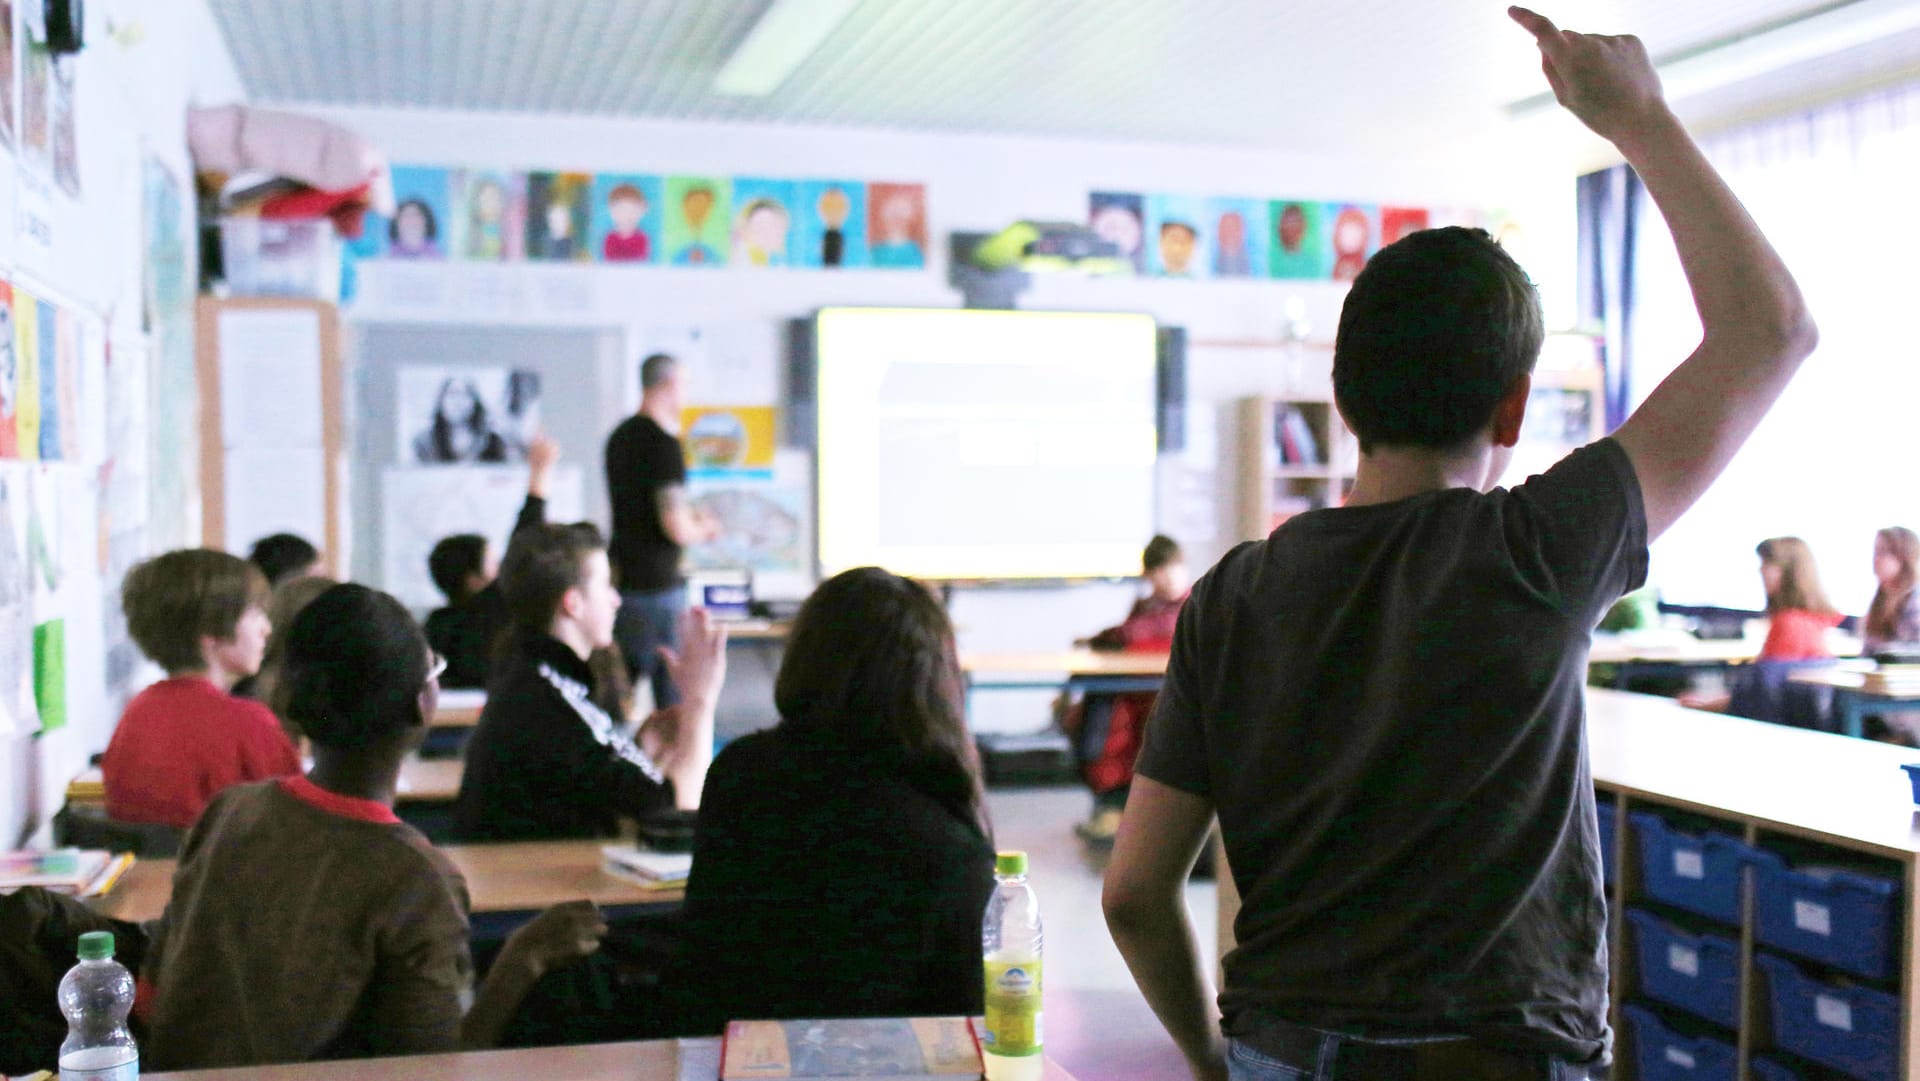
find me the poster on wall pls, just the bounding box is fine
[451,169,525,262]
[794,180,865,269]
[13,285,36,462]
[589,173,660,264]
[1088,191,1146,275]
[729,178,798,268]
[686,448,812,599]
[663,176,730,268]
[682,405,777,480]
[0,0,15,149]
[866,182,925,270]
[48,54,74,196]
[525,171,592,262]
[1145,193,1208,279]
[143,156,198,551]
[28,464,63,732]
[0,282,14,457]
[379,465,583,610]
[1268,200,1329,279]
[386,165,451,260]
[397,366,541,465]
[1206,197,1269,279]
[18,24,44,174]
[628,322,781,411]
[0,464,32,735]
[1325,202,1380,283]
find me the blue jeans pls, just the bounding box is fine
[1227,1035,1596,1081]
[614,585,686,709]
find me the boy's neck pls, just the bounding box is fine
[175,665,241,694]
[1346,443,1501,507]
[307,746,407,807]
[546,619,596,662]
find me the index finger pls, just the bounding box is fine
[1508,6,1566,51]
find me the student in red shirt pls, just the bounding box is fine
[101,549,300,831]
[1755,536,1842,660]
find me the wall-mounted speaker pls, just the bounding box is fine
[1156,326,1187,454]
[784,317,815,448]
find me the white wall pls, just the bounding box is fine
[312,106,1575,732]
[0,0,246,847]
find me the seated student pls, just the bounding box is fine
[140,583,606,1070]
[252,573,339,742]
[102,550,300,830]
[1755,536,1842,661]
[453,522,724,841]
[425,434,559,690]
[1863,526,1920,654]
[1067,535,1190,844]
[663,568,995,1035]
[247,533,319,588]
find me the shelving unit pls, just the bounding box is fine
[1236,394,1358,541]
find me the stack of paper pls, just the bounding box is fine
[65,767,105,804]
[601,845,693,889]
[1865,664,1920,694]
[0,849,134,897]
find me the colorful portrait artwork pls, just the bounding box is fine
[1267,200,1328,280]
[1380,207,1431,248]
[1206,197,1269,279]
[729,178,799,268]
[590,173,662,264]
[866,182,927,270]
[1325,203,1379,283]
[0,1,15,149]
[664,176,732,268]
[452,170,525,262]
[1088,192,1146,275]
[13,288,36,463]
[795,180,867,270]
[1145,194,1209,279]
[0,283,14,458]
[33,298,54,461]
[52,306,75,462]
[385,166,452,261]
[525,172,594,262]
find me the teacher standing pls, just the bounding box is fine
[604,352,719,707]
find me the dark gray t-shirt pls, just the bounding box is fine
[1137,438,1647,1063]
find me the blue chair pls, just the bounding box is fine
[1726,660,1836,731]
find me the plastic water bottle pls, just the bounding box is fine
[58,931,138,1081]
[982,850,1043,1081]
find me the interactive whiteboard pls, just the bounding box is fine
[815,308,1158,580]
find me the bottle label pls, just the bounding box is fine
[59,1049,137,1081]
[983,959,1043,1057]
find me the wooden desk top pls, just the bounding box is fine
[1587,630,1862,666]
[93,840,684,925]
[396,756,462,803]
[144,1039,1079,1080]
[961,650,1170,677]
[1586,687,1920,858]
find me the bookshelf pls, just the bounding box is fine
[1510,343,1607,483]
[1236,395,1359,541]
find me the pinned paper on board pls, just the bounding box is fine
[686,449,814,599]
[398,366,542,466]
[13,286,37,462]
[0,466,33,736]
[682,406,777,480]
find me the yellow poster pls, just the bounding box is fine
[14,290,38,463]
[682,405,776,478]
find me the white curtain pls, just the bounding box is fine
[1629,81,1920,615]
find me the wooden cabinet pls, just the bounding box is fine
[1235,395,1358,542]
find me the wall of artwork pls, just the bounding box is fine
[0,0,244,847]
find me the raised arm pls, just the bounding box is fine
[1511,6,1817,540]
[654,484,721,547]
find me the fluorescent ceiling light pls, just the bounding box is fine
[1507,0,1920,117]
[714,0,862,97]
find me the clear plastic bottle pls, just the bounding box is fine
[58,931,138,1081]
[982,850,1043,1081]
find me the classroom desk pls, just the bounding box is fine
[1215,686,1920,1077]
[1587,629,1862,689]
[92,839,684,926]
[143,1039,1081,1080]
[960,649,1170,696]
[65,757,464,809]
[1788,666,1920,740]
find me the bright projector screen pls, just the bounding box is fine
[815,308,1159,581]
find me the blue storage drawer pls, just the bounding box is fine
[1752,1056,1801,1081]
[1631,812,1767,924]
[1622,1004,1737,1081]
[1757,953,1900,1081]
[1626,908,1740,1028]
[1754,858,1901,981]
[1597,794,1618,886]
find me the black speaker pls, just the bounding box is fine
[785,317,815,448]
[1156,326,1187,453]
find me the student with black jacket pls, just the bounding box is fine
[452,512,726,842]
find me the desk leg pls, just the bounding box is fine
[1839,690,1866,740]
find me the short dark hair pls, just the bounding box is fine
[123,549,270,674]
[1161,221,1196,239]
[1143,535,1183,573]
[640,353,678,391]
[281,584,430,752]
[248,533,319,586]
[1332,227,1543,454]
[499,523,605,634]
[775,568,984,832]
[428,534,489,602]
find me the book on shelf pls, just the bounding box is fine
[65,767,105,803]
[600,845,692,888]
[0,849,134,897]
[1271,404,1323,466]
[721,1017,983,1080]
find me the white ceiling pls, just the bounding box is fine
[205,0,1920,153]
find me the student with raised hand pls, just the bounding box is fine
[663,568,994,1036]
[454,520,725,841]
[102,550,299,831]
[140,583,606,1070]
[1103,10,1816,1080]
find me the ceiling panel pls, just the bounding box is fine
[205,0,1905,152]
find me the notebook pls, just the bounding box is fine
[0,849,131,897]
[720,1017,982,1080]
[601,845,693,888]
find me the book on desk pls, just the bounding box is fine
[1,849,135,898]
[721,1017,983,1080]
[601,845,692,889]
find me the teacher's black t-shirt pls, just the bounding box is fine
[604,414,687,592]
[1136,438,1647,1064]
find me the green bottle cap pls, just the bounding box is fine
[996,851,1029,876]
[76,931,113,961]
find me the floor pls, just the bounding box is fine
[983,785,1217,1081]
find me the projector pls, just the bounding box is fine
[970,221,1127,274]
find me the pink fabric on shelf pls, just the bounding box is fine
[188,104,393,214]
